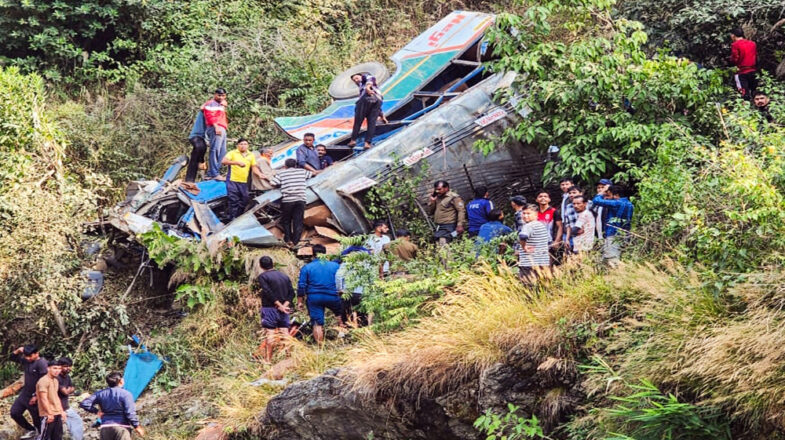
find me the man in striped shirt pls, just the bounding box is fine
[518,204,551,283]
[271,158,312,246]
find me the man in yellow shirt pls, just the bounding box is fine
[221,139,264,221]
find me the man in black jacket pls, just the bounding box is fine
[10,344,48,439]
[256,256,296,362]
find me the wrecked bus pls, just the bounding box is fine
[106,11,545,252]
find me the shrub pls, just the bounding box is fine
[474,403,547,440]
[620,0,785,73]
[484,0,726,184]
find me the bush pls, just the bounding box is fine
[484,0,726,184]
[620,0,785,73]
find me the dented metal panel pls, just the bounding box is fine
[206,210,278,247]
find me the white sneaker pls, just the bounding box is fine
[20,430,38,439]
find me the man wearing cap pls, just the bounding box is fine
[36,361,65,440]
[57,358,84,440]
[427,180,466,245]
[10,344,48,439]
[202,88,228,180]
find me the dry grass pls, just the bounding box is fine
[348,262,618,403]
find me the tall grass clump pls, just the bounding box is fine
[349,262,638,402]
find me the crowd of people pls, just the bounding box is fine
[250,174,634,363]
[8,345,143,440]
[255,227,418,361]
[421,178,634,282]
[178,27,770,240]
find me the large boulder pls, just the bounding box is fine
[254,349,582,440]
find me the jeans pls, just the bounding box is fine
[66,408,84,440]
[185,136,207,182]
[280,201,305,244]
[10,393,39,431]
[206,126,227,178]
[350,95,382,145]
[226,180,250,221]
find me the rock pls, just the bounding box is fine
[258,369,480,440]
[256,349,582,440]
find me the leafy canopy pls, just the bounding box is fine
[483,0,725,184]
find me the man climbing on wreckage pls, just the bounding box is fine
[348,73,388,150]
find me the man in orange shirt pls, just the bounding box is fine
[36,361,65,440]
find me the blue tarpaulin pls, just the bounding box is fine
[123,347,163,401]
[180,180,227,203]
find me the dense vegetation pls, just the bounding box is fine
[2,0,785,438]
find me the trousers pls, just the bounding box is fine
[226,180,250,221]
[65,408,84,440]
[734,72,757,100]
[350,95,382,145]
[206,126,227,178]
[11,393,40,431]
[280,201,305,244]
[185,136,207,182]
[38,415,64,440]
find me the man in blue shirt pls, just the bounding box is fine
[477,209,513,243]
[80,371,145,439]
[297,245,342,344]
[466,186,493,237]
[591,184,634,266]
[316,144,334,169]
[295,133,322,175]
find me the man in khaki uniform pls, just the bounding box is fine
[426,180,466,245]
[36,361,65,440]
[252,147,276,191]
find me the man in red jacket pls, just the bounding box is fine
[730,28,757,100]
[202,88,228,180]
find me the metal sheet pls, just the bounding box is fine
[206,211,278,247]
[272,11,495,148]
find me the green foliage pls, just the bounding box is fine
[365,160,432,245]
[621,0,785,71]
[360,275,449,331]
[634,77,785,275]
[474,403,548,440]
[581,357,731,440]
[176,283,217,310]
[141,223,245,279]
[485,0,726,184]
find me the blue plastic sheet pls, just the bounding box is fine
[180,180,227,203]
[123,347,163,401]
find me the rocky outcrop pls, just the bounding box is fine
[254,348,582,440]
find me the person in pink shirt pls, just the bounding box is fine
[202,88,228,180]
